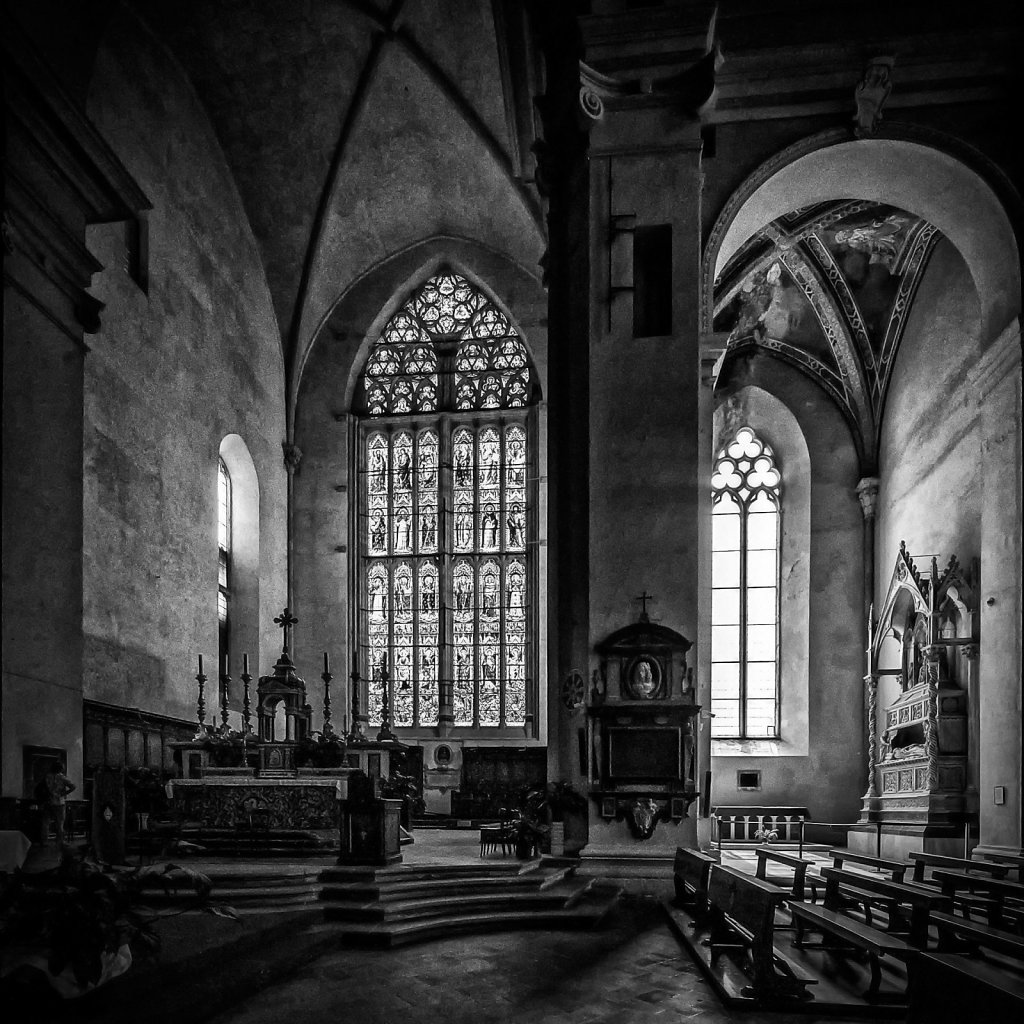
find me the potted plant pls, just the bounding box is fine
[295,730,347,769]
[0,850,235,1004]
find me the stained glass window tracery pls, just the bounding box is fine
[358,271,535,730]
[711,427,781,738]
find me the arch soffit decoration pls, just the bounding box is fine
[295,239,547,422]
[704,128,1022,471]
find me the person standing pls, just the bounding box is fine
[39,762,75,847]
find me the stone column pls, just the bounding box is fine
[533,12,594,787]
[856,478,880,808]
[2,20,149,796]
[971,324,1022,857]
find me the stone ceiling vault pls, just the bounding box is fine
[714,200,940,468]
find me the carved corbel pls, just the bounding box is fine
[282,442,303,473]
[853,56,895,138]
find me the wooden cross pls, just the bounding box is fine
[274,606,298,652]
[635,590,655,621]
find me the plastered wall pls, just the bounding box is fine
[80,11,288,725]
[711,356,864,824]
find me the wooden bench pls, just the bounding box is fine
[789,867,934,1000]
[931,870,1024,931]
[806,848,910,920]
[705,864,816,1000]
[908,952,1024,1023]
[753,845,813,900]
[673,846,717,918]
[910,852,1008,883]
[930,909,1024,961]
[975,852,1024,883]
[909,851,1009,923]
[801,866,944,945]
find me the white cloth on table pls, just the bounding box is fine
[0,830,32,872]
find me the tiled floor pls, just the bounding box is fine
[209,896,862,1024]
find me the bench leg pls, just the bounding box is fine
[864,954,883,1001]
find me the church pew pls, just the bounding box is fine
[801,866,942,947]
[804,848,910,922]
[752,845,813,900]
[930,909,1024,961]
[705,864,816,1000]
[908,953,1024,1024]
[975,852,1024,883]
[908,851,1008,923]
[789,867,935,1001]
[672,846,716,919]
[931,870,1024,931]
[909,851,1008,882]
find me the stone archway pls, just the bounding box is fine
[703,129,1021,347]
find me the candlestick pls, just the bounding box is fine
[348,653,363,743]
[241,662,253,735]
[195,664,208,731]
[322,666,334,735]
[220,671,231,731]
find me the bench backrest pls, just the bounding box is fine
[823,866,933,945]
[829,847,908,880]
[674,847,716,906]
[755,845,812,870]
[708,863,785,941]
[910,852,1008,882]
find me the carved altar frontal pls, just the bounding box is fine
[170,776,350,831]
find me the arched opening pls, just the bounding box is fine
[219,434,260,721]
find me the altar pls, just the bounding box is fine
[167,607,399,848]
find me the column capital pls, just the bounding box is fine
[962,643,980,661]
[856,477,881,519]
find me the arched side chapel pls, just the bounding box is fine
[2,1,1020,874]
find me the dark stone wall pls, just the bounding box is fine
[80,9,288,722]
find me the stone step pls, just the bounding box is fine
[329,893,621,948]
[318,860,538,884]
[320,865,572,903]
[140,882,321,905]
[322,883,590,923]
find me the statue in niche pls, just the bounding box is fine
[853,56,894,138]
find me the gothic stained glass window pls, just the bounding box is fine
[711,428,781,738]
[357,271,536,730]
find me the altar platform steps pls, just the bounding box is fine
[318,859,622,947]
[139,861,331,914]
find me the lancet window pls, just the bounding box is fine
[711,428,781,738]
[358,271,535,731]
[217,458,232,673]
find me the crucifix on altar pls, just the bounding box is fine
[255,606,312,771]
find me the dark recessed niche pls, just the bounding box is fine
[633,224,672,338]
[737,769,761,791]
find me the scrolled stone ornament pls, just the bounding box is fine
[577,86,604,127]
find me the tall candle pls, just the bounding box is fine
[223,653,229,676]
[352,650,358,674]
[323,651,330,674]
[243,653,249,676]
[198,654,204,675]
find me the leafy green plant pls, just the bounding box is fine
[294,731,347,768]
[0,850,237,999]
